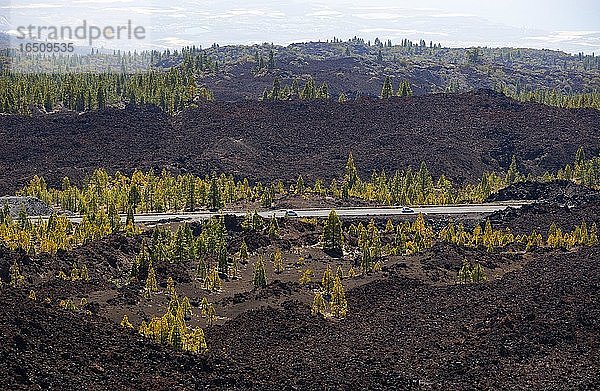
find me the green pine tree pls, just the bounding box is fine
[380,76,394,99]
[253,255,267,288]
[323,210,343,255]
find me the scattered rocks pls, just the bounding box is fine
[0,196,55,217]
[486,180,600,206]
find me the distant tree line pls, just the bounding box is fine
[261,76,331,101]
[496,83,600,110]
[0,68,214,115]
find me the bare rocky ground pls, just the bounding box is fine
[0,196,56,217]
[1,190,599,390]
[486,180,600,206]
[486,181,600,235]
[0,90,599,195]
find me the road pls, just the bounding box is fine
[40,202,530,224]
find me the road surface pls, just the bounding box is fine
[34,202,531,224]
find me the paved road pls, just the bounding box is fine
[40,202,530,224]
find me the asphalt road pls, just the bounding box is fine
[43,202,530,224]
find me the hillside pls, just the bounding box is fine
[191,42,600,101]
[0,90,598,195]
[1,220,598,389]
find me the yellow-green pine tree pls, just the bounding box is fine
[321,265,334,294]
[311,291,327,315]
[207,304,217,326]
[120,314,134,328]
[330,277,347,318]
[273,248,283,274]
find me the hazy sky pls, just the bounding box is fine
[1,0,599,53]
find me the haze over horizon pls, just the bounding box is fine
[1,0,599,54]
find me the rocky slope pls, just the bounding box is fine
[0,90,598,195]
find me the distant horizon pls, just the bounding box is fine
[1,0,598,55]
[0,31,596,58]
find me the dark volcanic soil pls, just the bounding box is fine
[2,245,598,390]
[488,201,600,236]
[485,180,600,235]
[208,247,600,390]
[0,90,598,194]
[1,201,600,389]
[0,289,230,390]
[0,203,600,390]
[487,180,600,206]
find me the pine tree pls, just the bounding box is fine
[397,80,413,97]
[80,264,90,281]
[300,77,317,100]
[506,155,520,184]
[311,291,327,315]
[271,77,281,100]
[380,76,394,99]
[347,266,357,278]
[261,184,275,207]
[322,210,343,255]
[196,258,207,282]
[457,260,471,284]
[471,263,488,283]
[120,314,134,329]
[0,201,9,225]
[482,218,494,250]
[290,79,300,98]
[200,297,210,317]
[70,263,80,281]
[318,82,330,99]
[296,175,305,195]
[239,241,249,262]
[344,152,359,188]
[230,256,239,279]
[385,219,394,232]
[108,204,121,233]
[217,244,229,276]
[207,303,217,325]
[172,224,192,263]
[189,327,208,353]
[166,276,175,296]
[128,185,141,212]
[145,266,158,297]
[181,296,193,320]
[338,92,347,103]
[299,268,313,285]
[361,246,373,274]
[169,326,183,350]
[589,223,598,246]
[18,203,29,230]
[330,277,347,318]
[267,219,279,239]
[97,86,106,109]
[336,265,344,281]
[273,248,283,273]
[267,50,275,69]
[321,265,334,294]
[205,266,222,291]
[208,174,222,211]
[125,205,135,232]
[253,255,267,288]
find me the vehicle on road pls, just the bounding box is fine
[285,210,298,217]
[401,206,414,214]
